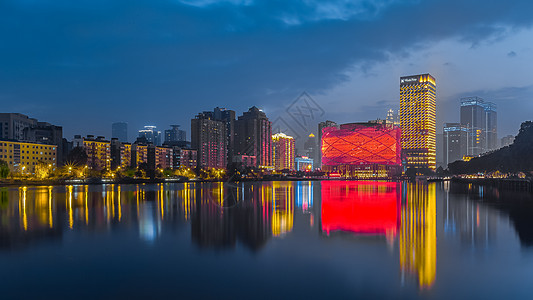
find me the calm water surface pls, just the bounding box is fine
[1,181,533,299]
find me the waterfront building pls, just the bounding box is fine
[213,107,236,165]
[164,125,186,144]
[321,120,401,178]
[191,111,227,169]
[295,156,313,171]
[110,138,131,170]
[460,97,498,155]
[400,74,437,170]
[73,135,110,170]
[272,133,295,171]
[234,106,272,168]
[138,126,162,146]
[500,135,515,148]
[0,113,64,165]
[0,139,57,173]
[443,123,468,167]
[131,143,148,169]
[172,147,198,169]
[112,122,128,143]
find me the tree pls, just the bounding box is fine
[0,159,9,179]
[66,147,88,166]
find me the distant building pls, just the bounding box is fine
[164,125,186,144]
[460,97,497,155]
[400,74,437,170]
[73,135,110,171]
[386,109,400,126]
[443,123,468,167]
[112,122,128,143]
[303,133,318,165]
[295,156,313,171]
[321,120,401,178]
[191,111,228,169]
[0,113,64,165]
[500,135,515,148]
[0,139,57,173]
[272,133,295,171]
[317,120,338,168]
[138,126,162,146]
[234,106,272,168]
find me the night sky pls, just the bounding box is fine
[1,0,532,141]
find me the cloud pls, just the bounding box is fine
[0,0,532,139]
[507,51,517,57]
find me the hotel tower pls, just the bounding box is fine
[400,74,436,170]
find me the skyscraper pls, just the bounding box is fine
[191,111,227,169]
[164,125,186,144]
[138,126,162,146]
[272,133,295,171]
[460,97,497,155]
[400,74,437,170]
[317,120,337,168]
[443,123,468,167]
[112,122,128,142]
[234,106,272,168]
[213,107,236,166]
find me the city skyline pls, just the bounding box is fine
[0,1,531,140]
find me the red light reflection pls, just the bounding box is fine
[321,181,401,235]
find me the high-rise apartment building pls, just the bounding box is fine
[460,97,497,155]
[272,133,295,171]
[191,111,228,169]
[164,125,186,144]
[112,122,128,142]
[443,123,468,167]
[234,106,272,168]
[400,74,437,170]
[317,120,337,168]
[138,126,162,146]
[213,107,236,165]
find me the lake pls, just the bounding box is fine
[1,181,532,299]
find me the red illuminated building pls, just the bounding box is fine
[321,121,401,178]
[321,181,401,236]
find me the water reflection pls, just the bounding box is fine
[1,181,532,296]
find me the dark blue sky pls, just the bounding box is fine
[1,0,532,141]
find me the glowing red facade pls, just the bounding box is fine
[321,181,401,235]
[322,123,401,166]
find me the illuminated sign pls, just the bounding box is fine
[400,76,419,84]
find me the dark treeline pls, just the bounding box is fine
[449,121,533,174]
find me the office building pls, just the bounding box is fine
[138,126,162,146]
[0,140,57,173]
[191,111,228,169]
[400,74,437,170]
[112,122,128,142]
[460,97,497,155]
[164,125,186,144]
[317,120,337,168]
[303,133,318,164]
[234,106,272,168]
[272,133,295,171]
[321,120,401,178]
[443,123,468,167]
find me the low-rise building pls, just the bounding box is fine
[0,139,57,173]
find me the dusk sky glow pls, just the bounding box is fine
[1,0,532,140]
